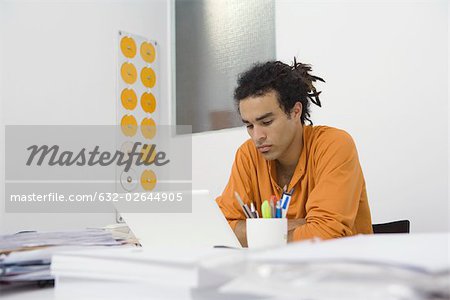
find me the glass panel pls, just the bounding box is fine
[175,0,275,133]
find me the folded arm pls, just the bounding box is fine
[292,130,367,241]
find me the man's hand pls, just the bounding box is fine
[287,218,306,242]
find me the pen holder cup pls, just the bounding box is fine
[246,218,287,249]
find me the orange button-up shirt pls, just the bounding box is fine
[216,125,373,241]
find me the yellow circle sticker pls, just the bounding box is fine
[141,117,156,140]
[140,144,157,164]
[140,42,156,63]
[141,92,156,113]
[121,88,137,110]
[140,67,156,88]
[141,169,157,191]
[120,115,138,137]
[120,36,137,59]
[121,62,137,84]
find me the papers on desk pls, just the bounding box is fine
[51,247,255,300]
[249,233,450,273]
[0,229,122,254]
[221,233,450,300]
[52,247,241,288]
[0,229,127,285]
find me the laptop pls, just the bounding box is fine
[118,190,242,248]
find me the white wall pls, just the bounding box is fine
[0,0,170,233]
[275,0,448,232]
[448,2,450,233]
[191,127,248,200]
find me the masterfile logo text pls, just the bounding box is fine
[5,125,193,213]
[26,143,170,172]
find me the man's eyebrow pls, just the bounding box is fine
[255,112,274,122]
[241,112,274,124]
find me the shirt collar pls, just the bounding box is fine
[267,125,310,191]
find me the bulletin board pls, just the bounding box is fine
[117,31,159,194]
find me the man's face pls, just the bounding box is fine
[239,90,302,161]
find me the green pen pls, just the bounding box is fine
[261,200,272,218]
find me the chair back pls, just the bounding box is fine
[372,220,410,234]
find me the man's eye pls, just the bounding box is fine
[262,120,273,126]
[246,124,254,129]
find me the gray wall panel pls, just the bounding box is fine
[176,0,275,133]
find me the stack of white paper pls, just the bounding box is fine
[51,246,254,300]
[221,233,450,300]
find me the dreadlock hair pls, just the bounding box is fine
[234,58,325,125]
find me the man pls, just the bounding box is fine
[216,59,373,247]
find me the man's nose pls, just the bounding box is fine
[253,125,266,143]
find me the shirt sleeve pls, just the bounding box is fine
[215,144,256,230]
[293,130,366,241]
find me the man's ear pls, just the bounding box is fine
[292,102,302,120]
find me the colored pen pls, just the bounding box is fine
[270,195,276,217]
[234,191,252,218]
[250,202,258,218]
[261,200,272,218]
[275,201,282,218]
[281,188,295,218]
[281,195,291,218]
